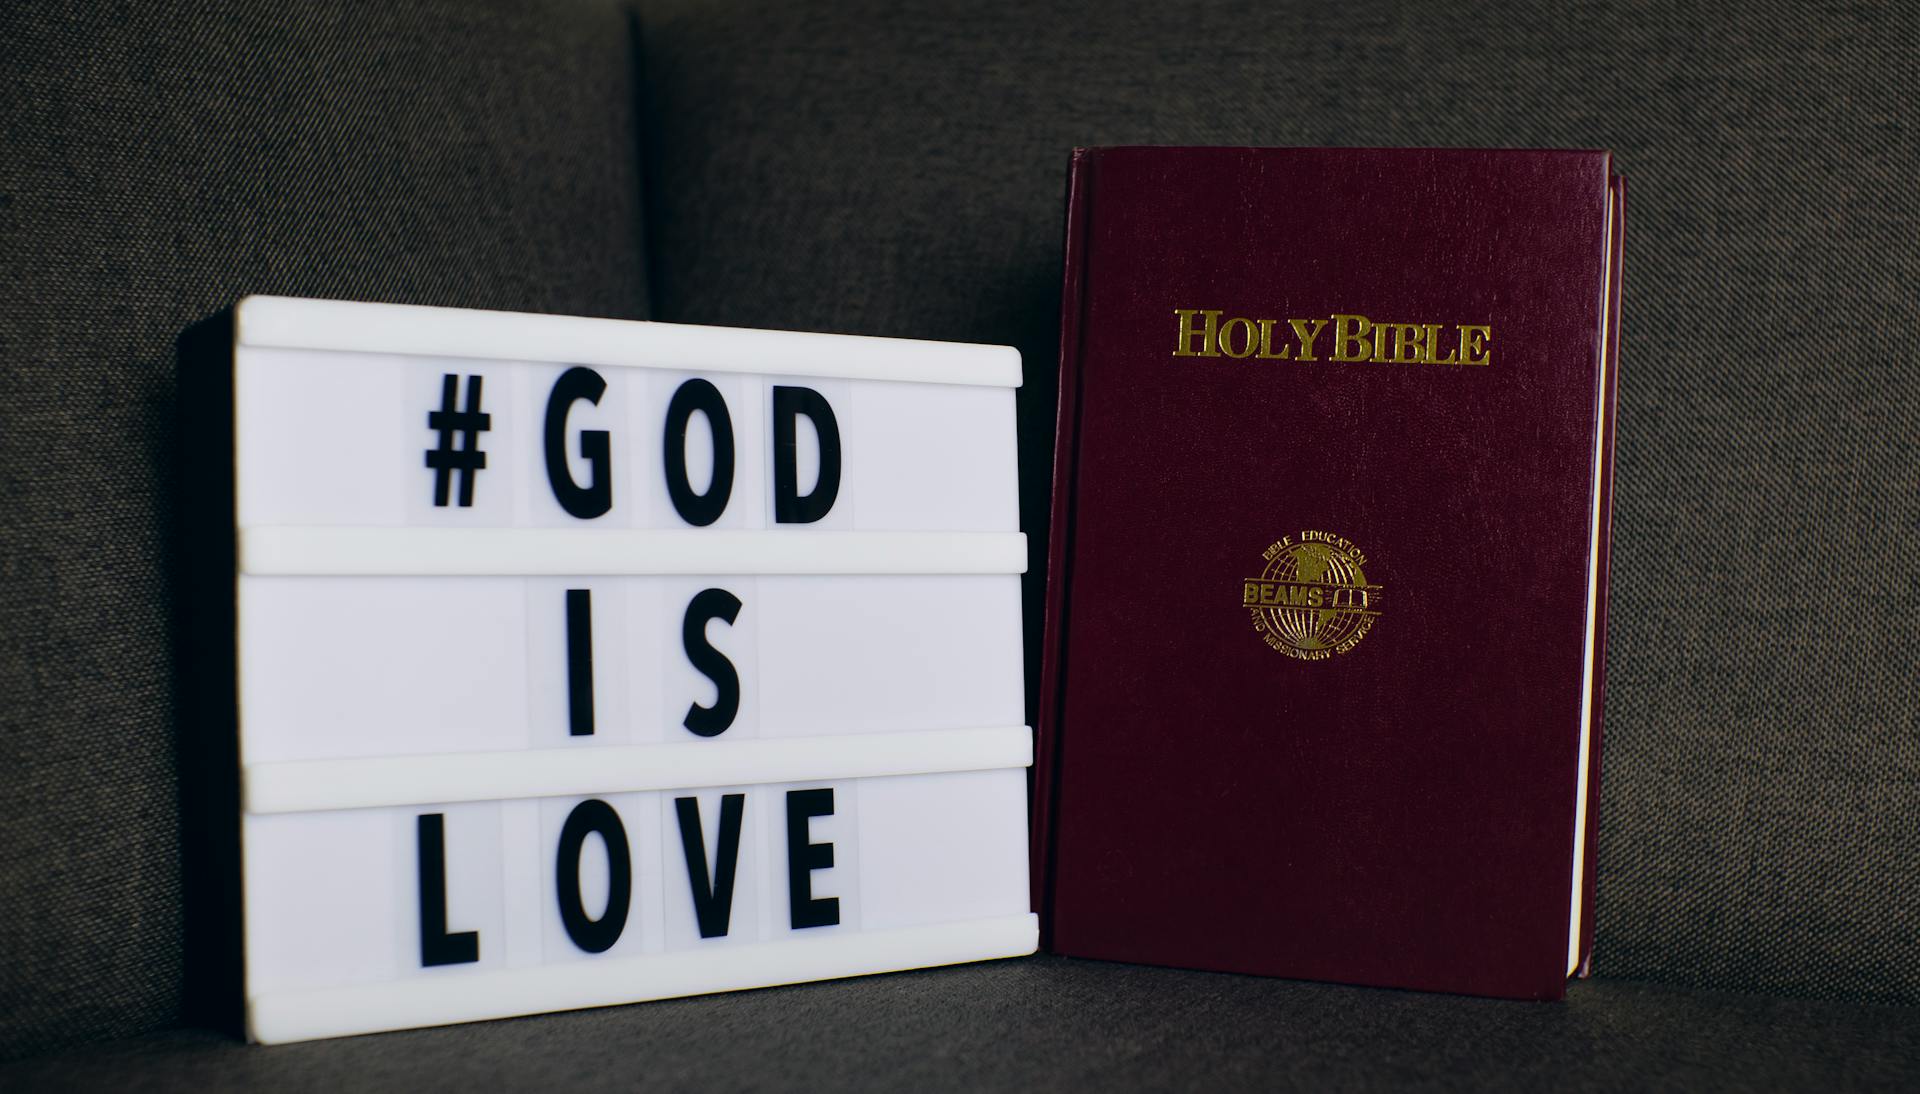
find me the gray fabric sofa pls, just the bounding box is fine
[3,0,1915,1086]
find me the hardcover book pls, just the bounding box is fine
[1035,147,1624,999]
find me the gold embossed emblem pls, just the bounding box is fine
[1242,531,1382,660]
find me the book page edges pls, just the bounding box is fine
[1569,171,1626,978]
[1032,148,1099,942]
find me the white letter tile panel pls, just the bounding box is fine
[243,771,1030,1043]
[234,351,1018,533]
[221,297,1035,1043]
[237,574,1023,764]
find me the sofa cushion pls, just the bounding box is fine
[1,957,1915,1089]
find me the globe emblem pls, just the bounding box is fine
[1243,533,1382,660]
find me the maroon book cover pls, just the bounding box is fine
[1035,147,1624,1000]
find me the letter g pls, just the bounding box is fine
[545,366,613,519]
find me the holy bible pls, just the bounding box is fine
[1035,147,1624,999]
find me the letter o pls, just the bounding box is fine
[1218,317,1257,359]
[663,379,735,526]
[555,798,632,954]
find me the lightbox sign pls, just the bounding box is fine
[224,297,1034,1043]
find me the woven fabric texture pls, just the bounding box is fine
[3,956,1917,1091]
[2,0,1915,1064]
[0,0,649,1057]
[636,0,1920,1005]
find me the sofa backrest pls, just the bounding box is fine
[0,0,649,1058]
[636,0,1920,1007]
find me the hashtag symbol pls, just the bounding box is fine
[425,374,491,507]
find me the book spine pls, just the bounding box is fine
[1577,174,1626,977]
[1032,148,1099,943]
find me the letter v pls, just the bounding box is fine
[674,794,745,938]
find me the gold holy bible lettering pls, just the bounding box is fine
[1173,309,1493,366]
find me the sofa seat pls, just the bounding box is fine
[3,956,1914,1090]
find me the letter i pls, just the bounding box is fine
[567,589,594,736]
